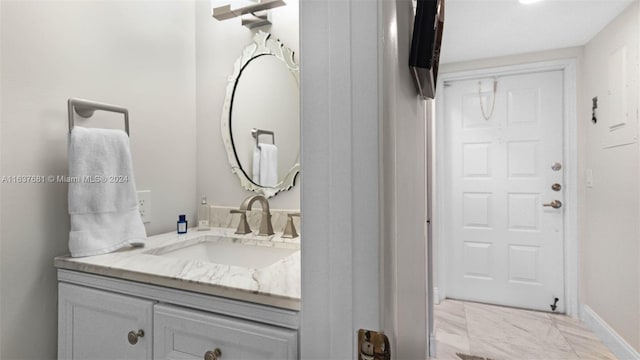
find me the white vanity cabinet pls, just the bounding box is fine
[154,304,297,359]
[57,270,299,360]
[58,283,154,360]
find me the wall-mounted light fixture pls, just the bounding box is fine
[212,0,286,28]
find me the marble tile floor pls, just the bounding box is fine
[432,299,617,360]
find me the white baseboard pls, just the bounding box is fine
[581,305,640,360]
[433,287,441,305]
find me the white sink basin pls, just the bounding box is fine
[151,239,298,269]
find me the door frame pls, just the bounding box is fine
[433,59,579,317]
[300,0,429,358]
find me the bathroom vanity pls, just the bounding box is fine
[54,229,300,359]
[54,30,303,360]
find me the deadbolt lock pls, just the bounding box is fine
[551,162,562,171]
[551,183,562,191]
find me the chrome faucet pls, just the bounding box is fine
[230,195,274,236]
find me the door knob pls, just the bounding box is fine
[543,200,562,209]
[127,329,144,345]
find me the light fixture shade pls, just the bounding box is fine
[212,0,286,21]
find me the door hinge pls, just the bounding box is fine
[358,329,390,360]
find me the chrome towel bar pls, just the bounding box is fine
[251,128,274,147]
[68,98,130,136]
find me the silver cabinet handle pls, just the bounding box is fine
[543,200,562,209]
[127,329,144,345]
[204,348,222,360]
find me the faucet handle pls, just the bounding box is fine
[282,213,300,239]
[230,209,251,235]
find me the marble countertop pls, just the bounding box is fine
[54,228,301,310]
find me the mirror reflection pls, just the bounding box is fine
[231,54,299,187]
[221,31,300,198]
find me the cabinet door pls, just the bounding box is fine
[154,304,298,360]
[58,282,154,360]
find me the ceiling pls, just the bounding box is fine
[440,0,635,64]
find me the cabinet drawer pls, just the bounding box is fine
[154,304,298,360]
[58,283,154,360]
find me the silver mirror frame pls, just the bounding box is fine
[220,31,300,198]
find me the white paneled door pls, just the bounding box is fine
[444,70,565,312]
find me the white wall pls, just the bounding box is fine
[195,0,300,209]
[0,1,197,358]
[380,0,428,358]
[581,1,640,351]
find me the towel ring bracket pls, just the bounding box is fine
[68,98,130,136]
[251,128,274,147]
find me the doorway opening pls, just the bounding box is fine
[432,60,579,319]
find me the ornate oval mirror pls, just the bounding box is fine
[221,31,300,198]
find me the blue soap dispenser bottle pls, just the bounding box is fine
[177,214,188,234]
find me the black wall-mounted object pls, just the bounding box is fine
[409,0,445,100]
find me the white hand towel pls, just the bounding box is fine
[68,126,146,257]
[252,145,261,184]
[258,143,278,187]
